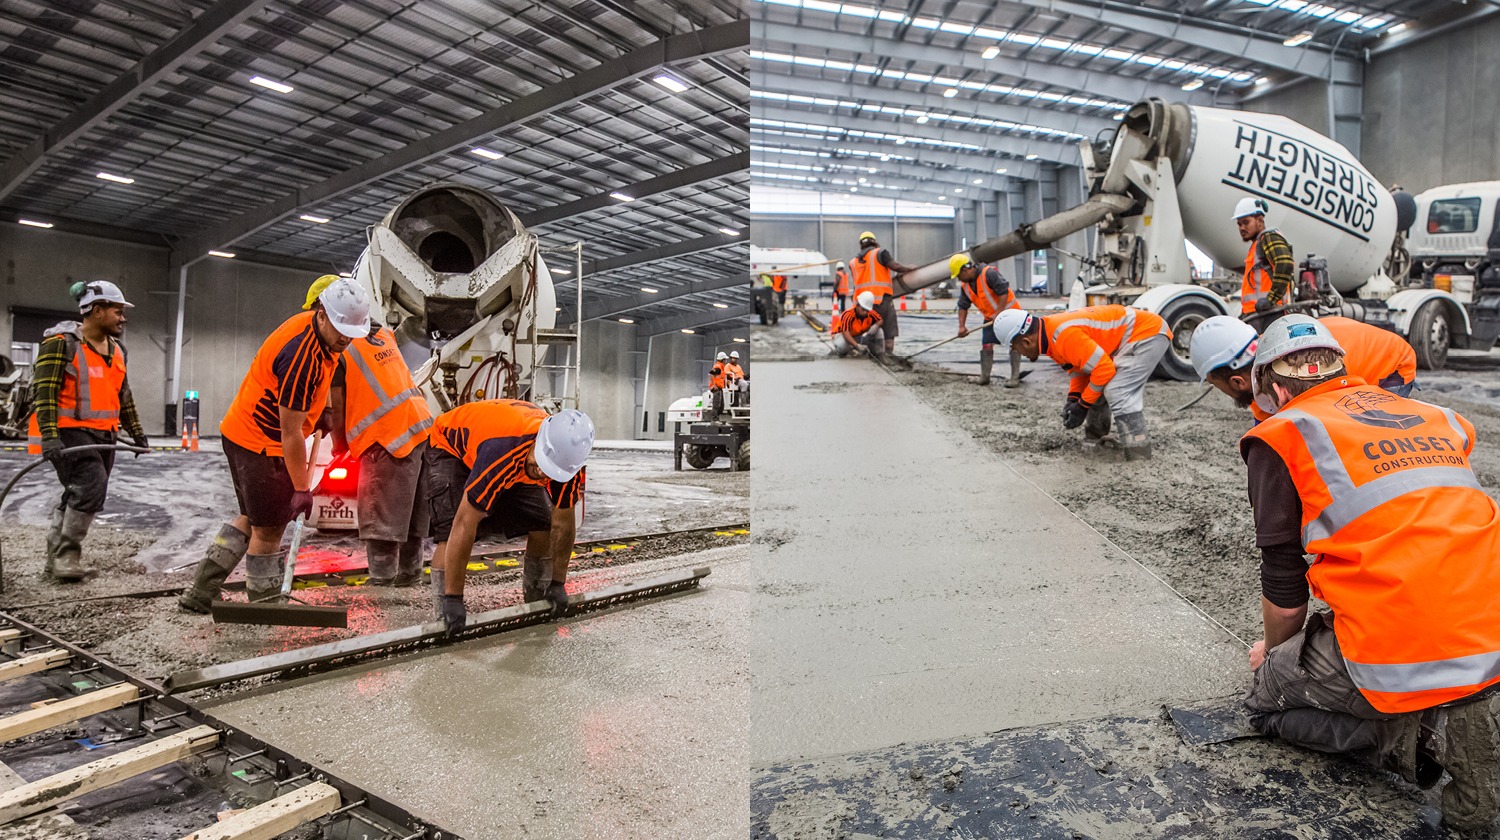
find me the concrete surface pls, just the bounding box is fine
[750,351,1245,765]
[202,546,749,840]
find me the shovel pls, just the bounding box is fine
[900,319,994,361]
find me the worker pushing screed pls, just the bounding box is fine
[948,253,1023,387]
[179,278,373,613]
[1235,315,1500,832]
[1191,314,1420,422]
[428,399,594,636]
[26,281,149,582]
[993,305,1171,460]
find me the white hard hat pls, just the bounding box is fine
[77,280,133,312]
[991,309,1034,347]
[1254,314,1344,368]
[836,261,846,269]
[855,291,875,310]
[730,350,740,359]
[1189,315,1258,383]
[716,351,729,361]
[318,277,373,338]
[535,409,594,482]
[1232,197,1269,220]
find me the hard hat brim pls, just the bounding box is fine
[533,444,576,483]
[330,317,371,338]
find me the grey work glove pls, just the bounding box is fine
[289,490,315,522]
[438,594,467,636]
[40,437,65,463]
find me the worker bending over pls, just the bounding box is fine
[1233,197,1296,331]
[28,281,148,581]
[830,291,884,359]
[850,232,916,356]
[1192,314,1419,421]
[995,304,1170,460]
[427,400,594,635]
[1237,315,1500,832]
[724,350,747,406]
[299,275,435,588]
[179,278,372,612]
[949,254,1023,387]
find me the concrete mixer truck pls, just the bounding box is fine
[893,98,1499,379]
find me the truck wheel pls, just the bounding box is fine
[1156,297,1220,381]
[683,443,715,470]
[1410,301,1450,371]
[735,440,750,471]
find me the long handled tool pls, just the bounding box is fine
[901,319,994,361]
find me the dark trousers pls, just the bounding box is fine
[52,427,116,513]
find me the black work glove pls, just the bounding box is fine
[438,594,467,636]
[1254,296,1278,313]
[289,490,315,522]
[40,437,65,463]
[314,410,334,436]
[1062,398,1090,430]
[131,434,149,457]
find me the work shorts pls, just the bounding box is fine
[424,446,552,542]
[980,323,998,346]
[357,440,429,544]
[223,437,295,528]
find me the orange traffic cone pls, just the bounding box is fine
[190,422,200,452]
[899,295,907,311]
[181,426,189,450]
[919,290,928,311]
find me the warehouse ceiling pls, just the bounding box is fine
[751,0,1472,206]
[0,0,749,328]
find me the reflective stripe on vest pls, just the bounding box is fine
[1051,308,1136,350]
[345,332,432,458]
[59,340,124,427]
[852,248,893,299]
[1241,231,1277,314]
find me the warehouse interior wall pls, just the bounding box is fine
[752,215,956,283]
[1240,78,1331,137]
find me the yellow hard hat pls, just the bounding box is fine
[948,253,974,278]
[302,274,340,310]
[858,230,877,243]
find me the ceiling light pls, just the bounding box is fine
[680,328,695,334]
[995,167,1007,174]
[1388,22,1407,34]
[17,218,53,229]
[610,192,635,202]
[339,272,352,278]
[972,178,982,184]
[943,88,958,98]
[640,287,659,293]
[895,138,906,145]
[916,114,929,124]
[550,268,570,275]
[555,306,562,312]
[249,75,294,94]
[618,318,635,324]
[299,214,330,224]
[713,302,730,309]
[1025,154,1039,160]
[1257,76,1271,85]
[850,187,858,192]
[732,337,747,343]
[208,250,236,259]
[981,46,1000,59]
[96,172,135,185]
[867,167,876,173]
[653,74,690,93]
[938,195,948,201]
[858,177,867,183]
[880,155,890,162]
[1181,79,1204,92]
[719,227,741,236]
[1283,31,1313,46]
[470,148,504,160]
[954,188,963,194]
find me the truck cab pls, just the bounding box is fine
[1406,181,1500,360]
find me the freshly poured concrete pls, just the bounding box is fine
[751,356,1245,764]
[202,546,749,840]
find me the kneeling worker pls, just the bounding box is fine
[949,253,1023,387]
[1238,315,1500,832]
[995,304,1171,460]
[1191,314,1418,421]
[830,291,884,358]
[428,400,594,635]
[179,278,372,612]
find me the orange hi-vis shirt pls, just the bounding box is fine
[833,307,882,341]
[724,362,745,381]
[1040,305,1171,406]
[1249,317,1420,422]
[709,364,727,390]
[221,311,339,457]
[1242,378,1500,713]
[959,265,1019,321]
[430,399,585,513]
[851,246,894,300]
[342,327,433,459]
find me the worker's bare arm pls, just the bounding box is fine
[443,499,487,597]
[277,407,312,490]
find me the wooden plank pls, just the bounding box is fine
[0,650,71,684]
[178,781,340,840]
[0,683,138,743]
[0,724,219,825]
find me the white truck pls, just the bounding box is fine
[892,98,1499,378]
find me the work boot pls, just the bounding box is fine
[51,508,95,582]
[429,569,446,618]
[521,553,551,604]
[977,347,994,385]
[1438,694,1500,832]
[1116,411,1154,461]
[1004,347,1024,388]
[392,537,424,587]
[364,539,400,586]
[42,504,64,578]
[178,523,249,613]
[244,551,286,603]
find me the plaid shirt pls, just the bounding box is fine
[32,334,144,440]
[1260,230,1296,306]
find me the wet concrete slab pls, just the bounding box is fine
[750,355,1245,765]
[201,546,749,840]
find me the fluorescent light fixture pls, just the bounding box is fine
[972,178,982,184]
[680,328,695,334]
[618,318,635,324]
[954,188,963,194]
[1388,22,1407,34]
[732,337,747,343]
[850,187,858,192]
[1257,76,1271,85]
[1283,31,1313,46]
[1025,154,1039,160]
[299,214,330,224]
[915,114,929,124]
[938,195,948,201]
[719,227,741,236]
[653,74,690,93]
[880,154,891,162]
[1181,79,1204,91]
[17,218,53,229]
[610,192,635,202]
[470,147,504,160]
[249,75,294,94]
[995,167,1007,174]
[338,272,352,278]
[208,250,236,258]
[858,177,867,183]
[96,172,134,185]
[640,287,659,293]
[943,88,958,98]
[895,138,906,145]
[981,46,1000,59]
[550,267,570,275]
[713,302,730,309]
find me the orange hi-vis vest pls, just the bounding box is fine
[1040,305,1170,406]
[1242,378,1500,713]
[724,362,745,381]
[851,247,894,300]
[772,275,788,292]
[221,311,339,457]
[343,327,433,459]
[835,269,851,296]
[833,307,881,340]
[1241,229,1279,314]
[1249,318,1420,422]
[962,266,1019,321]
[26,331,126,453]
[709,364,727,390]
